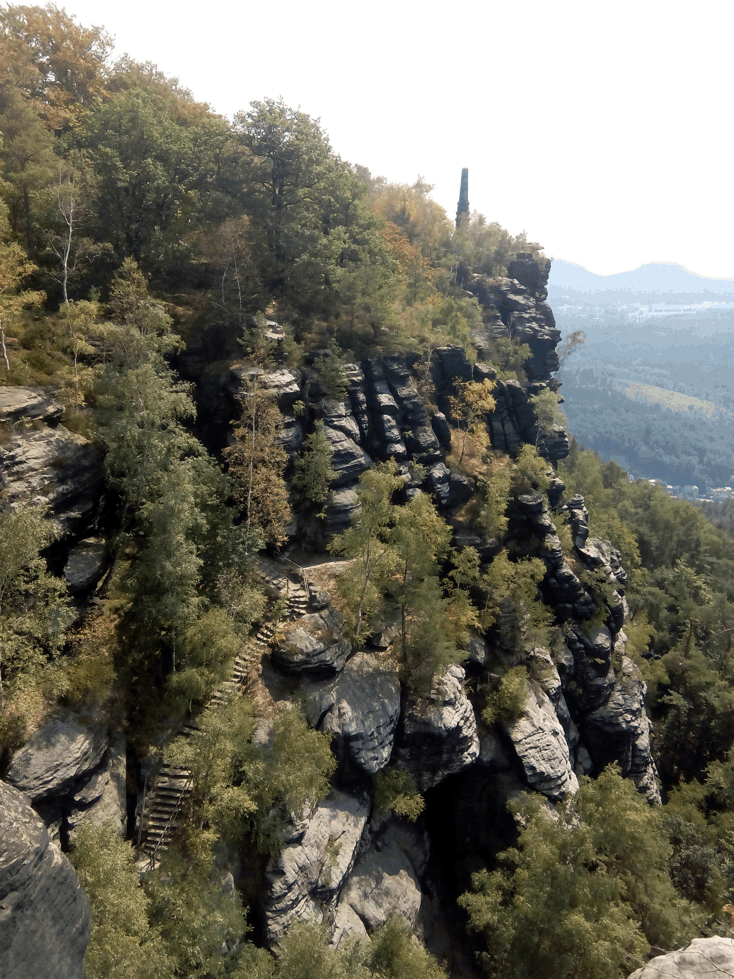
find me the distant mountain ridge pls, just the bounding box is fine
[549,259,734,298]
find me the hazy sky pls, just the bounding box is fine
[57,0,734,279]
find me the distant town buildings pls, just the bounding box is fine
[626,476,734,503]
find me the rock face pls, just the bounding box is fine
[272,609,352,676]
[0,420,104,536]
[0,252,669,965]
[0,780,91,979]
[6,714,109,803]
[501,679,579,801]
[627,937,734,979]
[583,656,661,804]
[306,653,401,774]
[0,386,63,424]
[396,666,480,791]
[263,788,369,945]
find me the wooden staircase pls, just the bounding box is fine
[137,555,311,869]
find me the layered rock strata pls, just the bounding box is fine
[0,781,90,979]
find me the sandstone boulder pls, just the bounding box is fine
[227,366,302,411]
[322,426,371,486]
[319,400,361,442]
[396,665,479,791]
[628,937,734,979]
[332,834,422,944]
[272,609,352,676]
[306,653,401,773]
[0,780,90,979]
[63,537,106,594]
[67,735,127,836]
[501,679,579,801]
[324,487,360,536]
[6,714,108,803]
[263,788,369,945]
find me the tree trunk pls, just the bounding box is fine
[0,322,10,372]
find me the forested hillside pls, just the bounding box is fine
[550,264,734,491]
[2,8,734,979]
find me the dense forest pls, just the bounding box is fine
[2,7,734,979]
[552,296,734,490]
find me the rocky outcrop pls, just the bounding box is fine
[0,386,63,425]
[501,679,579,801]
[332,833,423,943]
[263,788,369,945]
[306,653,401,774]
[0,780,91,979]
[510,487,660,801]
[63,537,106,594]
[272,608,352,676]
[6,713,108,803]
[627,937,734,979]
[0,423,105,536]
[396,666,479,791]
[465,267,561,382]
[583,656,661,804]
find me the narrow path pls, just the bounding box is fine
[137,558,311,869]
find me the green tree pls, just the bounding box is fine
[557,328,585,365]
[478,454,514,540]
[292,420,336,511]
[236,97,341,300]
[168,700,335,855]
[81,84,232,272]
[0,235,44,371]
[460,766,695,979]
[142,830,251,978]
[71,823,172,979]
[225,375,291,548]
[0,503,67,713]
[43,151,108,302]
[367,914,447,979]
[386,491,456,684]
[0,82,55,254]
[98,260,243,718]
[236,97,394,322]
[0,4,111,132]
[314,340,348,401]
[530,387,566,447]
[480,549,550,650]
[448,378,495,470]
[329,460,403,641]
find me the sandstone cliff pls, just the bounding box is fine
[0,256,661,973]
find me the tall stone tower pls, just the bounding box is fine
[456,168,469,226]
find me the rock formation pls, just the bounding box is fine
[627,937,734,979]
[0,254,664,968]
[0,781,90,979]
[0,388,105,538]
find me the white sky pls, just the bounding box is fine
[57,0,734,279]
